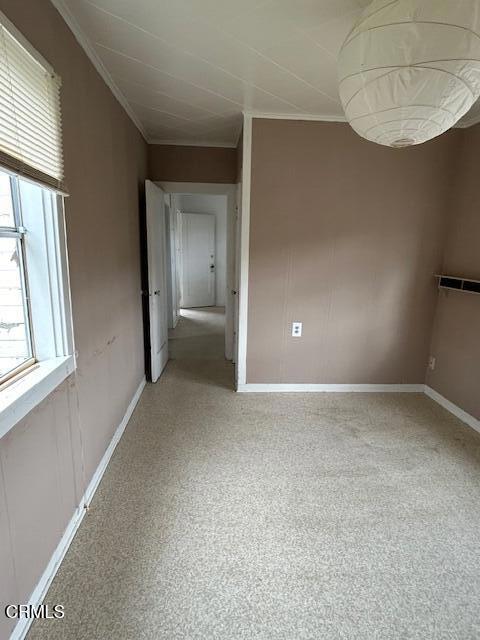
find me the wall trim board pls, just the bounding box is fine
[244,111,347,123]
[149,140,237,148]
[237,383,480,434]
[49,0,147,141]
[157,182,236,196]
[81,377,146,504]
[9,376,146,640]
[237,384,425,393]
[246,110,479,129]
[236,113,252,388]
[424,385,480,434]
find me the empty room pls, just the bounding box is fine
[0,1,479,639]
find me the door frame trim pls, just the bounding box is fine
[237,114,252,387]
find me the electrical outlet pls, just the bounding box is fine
[292,322,302,337]
[428,356,436,371]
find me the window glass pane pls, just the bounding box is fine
[0,236,32,379]
[0,172,15,227]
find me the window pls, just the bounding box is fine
[0,15,73,437]
[0,165,74,436]
[0,171,34,383]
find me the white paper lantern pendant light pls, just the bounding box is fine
[338,0,480,147]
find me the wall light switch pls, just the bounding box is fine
[292,322,302,337]
[428,356,436,371]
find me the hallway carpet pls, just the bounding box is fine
[28,309,480,639]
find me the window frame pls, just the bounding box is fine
[0,168,75,438]
[0,172,36,385]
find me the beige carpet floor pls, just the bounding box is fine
[28,308,480,639]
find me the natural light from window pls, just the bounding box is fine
[0,170,33,382]
[0,12,73,441]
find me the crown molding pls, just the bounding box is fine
[243,110,347,123]
[50,0,148,141]
[148,139,237,148]
[244,109,480,130]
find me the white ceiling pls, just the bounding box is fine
[59,0,480,145]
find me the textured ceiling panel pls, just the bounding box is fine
[62,0,480,144]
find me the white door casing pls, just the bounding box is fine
[180,212,216,308]
[165,200,180,329]
[145,180,169,382]
[236,115,252,387]
[233,183,242,374]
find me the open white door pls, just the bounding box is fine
[146,180,169,382]
[180,212,216,308]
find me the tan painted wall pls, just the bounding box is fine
[247,119,460,385]
[149,144,237,183]
[426,126,480,419]
[0,1,147,636]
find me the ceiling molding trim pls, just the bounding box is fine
[244,110,347,123]
[148,139,237,148]
[246,109,480,129]
[50,0,148,141]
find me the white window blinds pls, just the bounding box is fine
[0,16,64,191]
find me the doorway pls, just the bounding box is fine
[165,191,229,365]
[158,182,237,367]
[181,212,216,308]
[177,193,227,310]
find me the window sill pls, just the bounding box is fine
[0,355,75,439]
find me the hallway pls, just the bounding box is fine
[167,306,233,390]
[27,311,480,639]
[169,307,228,362]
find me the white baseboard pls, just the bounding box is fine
[237,383,425,393]
[237,383,480,435]
[82,378,146,505]
[424,385,480,434]
[237,383,479,434]
[10,377,146,640]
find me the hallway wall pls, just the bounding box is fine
[149,144,237,183]
[0,2,147,637]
